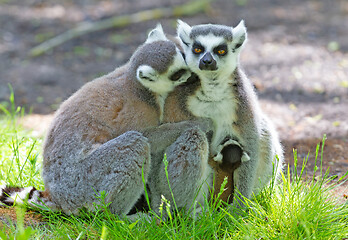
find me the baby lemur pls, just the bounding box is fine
[164,20,283,206]
[1,25,212,216]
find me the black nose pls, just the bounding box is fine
[199,52,217,70]
[202,52,213,64]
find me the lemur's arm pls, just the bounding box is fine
[149,125,211,219]
[142,118,213,154]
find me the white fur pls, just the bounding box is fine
[8,187,34,205]
[157,95,167,123]
[136,51,189,97]
[232,20,247,43]
[187,81,240,156]
[195,34,225,52]
[146,24,168,43]
[0,186,4,206]
[177,21,247,155]
[136,64,175,96]
[177,19,192,44]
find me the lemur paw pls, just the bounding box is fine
[213,152,223,163]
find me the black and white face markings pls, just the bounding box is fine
[187,24,233,72]
[191,40,229,71]
[134,24,191,96]
[177,20,247,75]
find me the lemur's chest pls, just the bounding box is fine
[187,85,239,151]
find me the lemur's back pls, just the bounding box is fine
[43,67,160,166]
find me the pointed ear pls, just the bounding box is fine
[232,20,247,50]
[136,65,158,83]
[177,19,192,47]
[146,24,168,43]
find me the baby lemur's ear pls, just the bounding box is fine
[136,65,158,83]
[146,24,168,43]
[177,19,192,47]
[232,20,247,51]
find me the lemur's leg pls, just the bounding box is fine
[84,130,151,216]
[2,131,151,216]
[232,154,259,211]
[253,120,283,194]
[150,126,211,217]
[120,119,213,217]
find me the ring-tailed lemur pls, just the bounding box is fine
[0,24,212,217]
[164,20,283,207]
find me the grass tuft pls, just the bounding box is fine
[0,89,43,189]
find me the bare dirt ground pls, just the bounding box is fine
[1,0,347,216]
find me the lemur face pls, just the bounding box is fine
[136,49,189,96]
[135,24,190,96]
[177,20,247,78]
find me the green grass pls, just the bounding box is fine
[0,97,347,239]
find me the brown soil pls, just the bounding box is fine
[0,0,347,223]
[0,207,44,228]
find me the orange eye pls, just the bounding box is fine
[218,49,226,55]
[194,48,202,53]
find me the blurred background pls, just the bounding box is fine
[0,0,347,196]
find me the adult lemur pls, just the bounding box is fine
[164,20,283,207]
[1,25,212,216]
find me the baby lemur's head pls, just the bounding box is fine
[130,24,190,96]
[176,20,247,79]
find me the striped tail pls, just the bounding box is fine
[0,185,58,211]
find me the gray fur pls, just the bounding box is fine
[0,25,214,219]
[229,69,283,207]
[173,73,201,118]
[148,126,210,217]
[45,131,151,215]
[142,119,212,216]
[129,41,176,75]
[176,20,283,209]
[39,25,212,216]
[190,24,233,42]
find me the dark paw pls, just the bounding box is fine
[213,139,243,170]
[220,144,242,170]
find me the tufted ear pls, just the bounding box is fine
[177,19,192,47]
[146,24,168,43]
[232,20,247,50]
